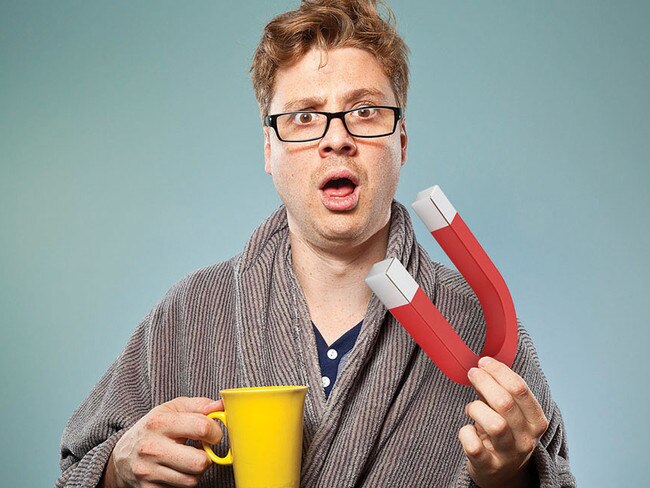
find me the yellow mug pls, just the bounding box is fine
[202,385,308,488]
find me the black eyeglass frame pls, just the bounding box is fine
[264,105,404,143]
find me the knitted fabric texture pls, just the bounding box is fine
[58,202,576,487]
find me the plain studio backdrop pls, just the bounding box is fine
[1,1,648,485]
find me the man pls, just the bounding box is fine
[59,1,575,487]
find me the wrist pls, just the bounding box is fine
[100,452,124,488]
[500,460,538,488]
[472,459,538,488]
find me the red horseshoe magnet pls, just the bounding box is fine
[365,185,518,385]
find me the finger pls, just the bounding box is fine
[464,402,489,440]
[164,396,220,414]
[199,399,224,416]
[469,421,493,451]
[458,424,493,470]
[159,443,213,476]
[465,400,515,452]
[477,357,549,435]
[161,412,223,445]
[468,366,526,433]
[474,421,488,438]
[144,462,203,487]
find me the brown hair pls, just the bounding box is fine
[251,0,409,118]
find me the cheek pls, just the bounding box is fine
[376,145,403,183]
[366,150,402,205]
[267,149,289,185]
[270,162,304,201]
[271,168,290,193]
[268,144,312,181]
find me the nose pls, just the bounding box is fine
[318,117,357,157]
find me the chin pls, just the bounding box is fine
[320,218,378,246]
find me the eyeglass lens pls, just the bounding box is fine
[276,107,396,141]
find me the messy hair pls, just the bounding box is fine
[251,0,409,117]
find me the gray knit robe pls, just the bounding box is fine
[58,202,576,487]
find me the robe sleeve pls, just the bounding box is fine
[456,324,577,488]
[56,313,154,488]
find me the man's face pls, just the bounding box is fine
[264,47,407,250]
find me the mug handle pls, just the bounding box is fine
[202,411,233,465]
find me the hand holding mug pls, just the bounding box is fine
[103,396,223,488]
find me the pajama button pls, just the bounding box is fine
[327,349,338,360]
[322,376,331,388]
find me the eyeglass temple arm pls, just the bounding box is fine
[365,185,518,385]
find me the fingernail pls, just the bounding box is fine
[468,367,479,379]
[478,356,493,367]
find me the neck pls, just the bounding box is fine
[289,219,391,343]
[290,222,390,289]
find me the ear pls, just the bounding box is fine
[264,127,272,174]
[400,118,408,166]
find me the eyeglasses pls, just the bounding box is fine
[265,106,403,143]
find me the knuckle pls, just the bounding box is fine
[521,437,537,455]
[510,379,529,399]
[494,396,516,414]
[144,412,166,432]
[197,418,214,439]
[201,454,213,471]
[466,444,482,457]
[136,439,157,458]
[188,475,203,487]
[190,453,212,473]
[491,457,506,473]
[184,473,203,487]
[488,418,509,437]
[175,473,201,488]
[175,396,192,408]
[131,461,150,479]
[534,415,550,436]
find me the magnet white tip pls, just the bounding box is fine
[365,257,418,309]
[411,185,457,232]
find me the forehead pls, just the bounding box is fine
[270,47,396,113]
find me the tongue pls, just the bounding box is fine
[322,179,355,197]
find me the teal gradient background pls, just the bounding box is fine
[2,1,649,485]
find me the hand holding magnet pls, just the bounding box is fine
[365,186,518,385]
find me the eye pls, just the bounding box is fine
[292,112,319,124]
[352,107,378,118]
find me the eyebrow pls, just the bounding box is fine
[281,88,390,113]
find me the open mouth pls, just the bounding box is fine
[321,177,358,198]
[319,172,360,211]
